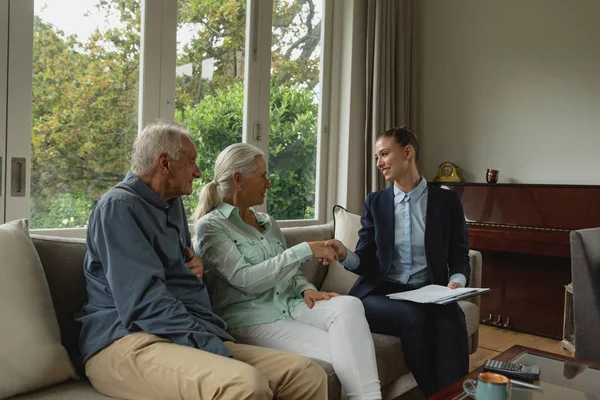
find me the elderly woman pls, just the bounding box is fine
[192,143,381,400]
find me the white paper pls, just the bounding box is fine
[386,284,490,304]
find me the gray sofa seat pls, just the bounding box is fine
[12,381,112,400]
[17,223,482,399]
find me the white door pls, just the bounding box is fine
[1,0,34,224]
[0,0,8,223]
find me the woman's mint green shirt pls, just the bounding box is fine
[193,202,316,329]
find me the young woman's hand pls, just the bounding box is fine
[308,241,337,264]
[324,239,347,262]
[302,289,340,308]
[447,281,463,289]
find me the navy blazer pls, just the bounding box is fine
[348,183,471,299]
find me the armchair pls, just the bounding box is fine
[570,228,600,363]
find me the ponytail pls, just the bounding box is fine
[192,181,222,223]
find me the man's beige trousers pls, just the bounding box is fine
[85,332,327,400]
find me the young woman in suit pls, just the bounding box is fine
[326,127,471,397]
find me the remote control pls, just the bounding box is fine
[483,359,541,382]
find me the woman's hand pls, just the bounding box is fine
[324,239,347,263]
[447,281,463,289]
[302,289,340,308]
[185,248,204,280]
[308,241,337,264]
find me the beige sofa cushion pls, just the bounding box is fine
[0,220,76,399]
[320,206,360,294]
[332,205,361,252]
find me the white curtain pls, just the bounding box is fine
[364,0,418,194]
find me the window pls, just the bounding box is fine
[268,0,322,220]
[175,0,246,218]
[1,0,331,232]
[29,0,140,229]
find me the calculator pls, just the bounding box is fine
[483,359,541,382]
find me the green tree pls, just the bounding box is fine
[267,82,317,220]
[176,0,321,220]
[176,0,321,109]
[30,7,140,228]
[31,0,321,227]
[176,82,244,215]
[178,80,317,220]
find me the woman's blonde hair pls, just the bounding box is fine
[192,143,264,223]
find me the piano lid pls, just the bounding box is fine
[441,183,600,257]
[441,183,600,231]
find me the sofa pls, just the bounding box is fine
[570,228,600,364]
[12,222,482,399]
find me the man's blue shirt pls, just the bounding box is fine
[77,171,234,363]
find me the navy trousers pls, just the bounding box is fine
[361,281,469,397]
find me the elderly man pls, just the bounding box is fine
[77,121,327,400]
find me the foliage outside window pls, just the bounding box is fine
[31,0,141,229]
[30,0,322,229]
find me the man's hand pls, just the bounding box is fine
[447,281,462,289]
[184,248,204,280]
[302,289,340,309]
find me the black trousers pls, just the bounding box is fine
[361,281,469,397]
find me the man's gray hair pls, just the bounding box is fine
[131,121,192,176]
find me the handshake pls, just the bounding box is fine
[308,240,347,266]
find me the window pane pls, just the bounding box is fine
[268,0,322,220]
[30,0,140,229]
[176,0,246,219]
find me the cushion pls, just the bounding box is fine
[320,206,360,294]
[31,235,89,375]
[0,220,76,399]
[332,205,361,252]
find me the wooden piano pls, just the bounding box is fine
[441,183,600,339]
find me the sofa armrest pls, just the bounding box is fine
[466,250,483,308]
[570,228,600,363]
[280,222,334,248]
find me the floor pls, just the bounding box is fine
[468,324,573,371]
[394,324,574,399]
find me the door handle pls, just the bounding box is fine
[11,157,26,197]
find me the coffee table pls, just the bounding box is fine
[429,345,600,399]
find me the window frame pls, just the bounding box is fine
[0,0,8,223]
[2,0,334,237]
[4,0,34,223]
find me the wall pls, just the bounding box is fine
[418,0,600,184]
